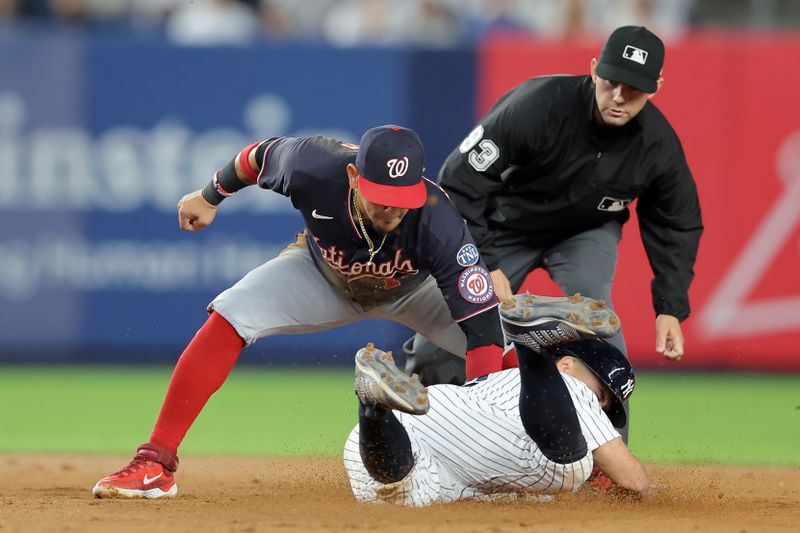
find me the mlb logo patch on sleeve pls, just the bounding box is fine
[458,266,494,303]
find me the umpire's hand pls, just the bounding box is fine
[178,190,218,231]
[490,269,513,301]
[655,314,684,361]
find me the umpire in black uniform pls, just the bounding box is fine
[405,26,703,440]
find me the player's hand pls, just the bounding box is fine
[177,190,217,232]
[490,269,513,301]
[655,314,684,361]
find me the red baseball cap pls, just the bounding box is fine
[355,125,427,209]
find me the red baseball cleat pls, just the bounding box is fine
[92,442,179,499]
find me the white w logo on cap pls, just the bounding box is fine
[386,157,409,178]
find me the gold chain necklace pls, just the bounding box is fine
[353,189,387,265]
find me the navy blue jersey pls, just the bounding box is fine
[256,135,497,322]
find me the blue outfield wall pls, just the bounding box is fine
[0,31,476,364]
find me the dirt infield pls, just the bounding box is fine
[2,455,798,532]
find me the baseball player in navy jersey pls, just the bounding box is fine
[92,125,505,499]
[345,293,649,506]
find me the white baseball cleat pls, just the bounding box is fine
[355,343,429,415]
[499,293,621,352]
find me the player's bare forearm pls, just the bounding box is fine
[592,438,650,498]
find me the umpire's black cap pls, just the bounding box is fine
[596,26,664,93]
[550,339,635,428]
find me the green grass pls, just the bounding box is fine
[1,366,798,465]
[629,373,800,466]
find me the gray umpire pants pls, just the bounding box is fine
[412,220,630,441]
[496,220,627,356]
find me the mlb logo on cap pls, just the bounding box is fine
[596,26,664,94]
[622,45,648,65]
[356,125,426,209]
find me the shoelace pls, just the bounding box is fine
[109,457,157,478]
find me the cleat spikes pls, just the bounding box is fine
[501,299,516,310]
[498,293,621,347]
[355,344,429,415]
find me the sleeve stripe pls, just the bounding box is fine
[455,301,499,322]
[255,137,283,185]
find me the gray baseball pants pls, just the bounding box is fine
[208,238,468,355]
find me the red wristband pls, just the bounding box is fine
[501,346,518,370]
[465,344,503,380]
[236,142,261,182]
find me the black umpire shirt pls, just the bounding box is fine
[439,75,703,321]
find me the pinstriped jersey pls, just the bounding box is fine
[344,368,620,505]
[256,135,497,319]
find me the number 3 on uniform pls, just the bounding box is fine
[459,125,500,172]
